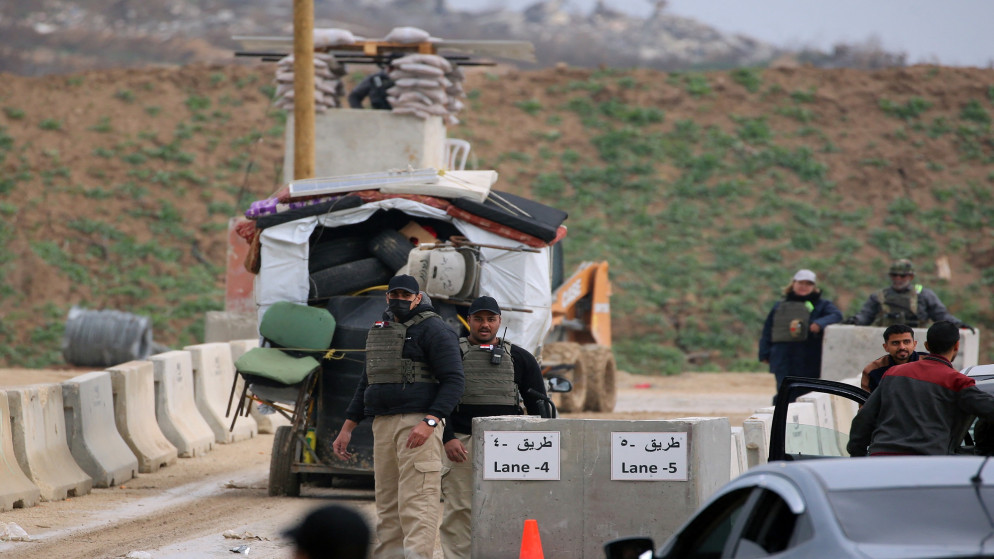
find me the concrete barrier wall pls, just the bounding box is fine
[821,324,979,381]
[0,391,41,511]
[6,384,92,501]
[62,372,139,488]
[184,343,258,443]
[149,351,215,457]
[471,416,730,559]
[228,339,291,435]
[107,361,178,473]
[730,426,747,478]
[742,412,772,468]
[204,311,258,343]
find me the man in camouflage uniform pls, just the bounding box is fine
[846,259,973,331]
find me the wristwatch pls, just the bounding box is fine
[422,417,438,428]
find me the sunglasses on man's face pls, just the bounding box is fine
[890,273,912,278]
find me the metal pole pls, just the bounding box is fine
[292,0,315,180]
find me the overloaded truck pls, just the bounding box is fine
[235,108,615,494]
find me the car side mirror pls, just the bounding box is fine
[604,536,654,559]
[546,374,573,393]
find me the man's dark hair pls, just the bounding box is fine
[882,323,915,342]
[926,321,960,355]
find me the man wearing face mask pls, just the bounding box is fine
[333,274,464,559]
[844,259,973,331]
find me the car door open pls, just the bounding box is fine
[769,377,869,462]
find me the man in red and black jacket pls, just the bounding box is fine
[848,321,994,456]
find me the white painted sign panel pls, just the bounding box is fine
[482,431,560,480]
[611,432,689,481]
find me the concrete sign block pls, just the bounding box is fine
[150,351,215,457]
[184,343,258,444]
[6,384,92,501]
[107,361,178,473]
[0,391,40,511]
[471,416,730,559]
[62,372,139,488]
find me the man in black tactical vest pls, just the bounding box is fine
[347,66,394,110]
[333,275,464,559]
[845,259,973,331]
[439,296,548,559]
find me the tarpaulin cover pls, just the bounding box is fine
[256,198,552,354]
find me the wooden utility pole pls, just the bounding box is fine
[292,0,315,180]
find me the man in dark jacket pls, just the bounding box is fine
[439,296,548,559]
[759,269,843,402]
[332,274,464,559]
[846,259,972,330]
[859,323,924,392]
[848,321,994,456]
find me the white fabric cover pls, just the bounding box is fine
[255,198,552,354]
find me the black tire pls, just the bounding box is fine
[269,425,301,497]
[309,237,370,273]
[368,229,415,273]
[309,258,393,301]
[583,346,617,412]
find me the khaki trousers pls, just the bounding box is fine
[440,433,473,559]
[372,413,444,559]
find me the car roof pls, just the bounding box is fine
[751,456,994,491]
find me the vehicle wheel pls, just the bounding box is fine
[309,258,393,301]
[269,425,301,497]
[368,229,415,273]
[309,237,369,273]
[584,346,617,412]
[580,349,603,412]
[542,342,585,413]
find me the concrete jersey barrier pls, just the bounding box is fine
[149,351,215,457]
[228,339,291,435]
[0,391,41,511]
[107,361,179,473]
[6,384,92,501]
[184,342,258,443]
[62,371,139,488]
[471,416,730,559]
[821,324,979,381]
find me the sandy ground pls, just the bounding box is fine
[0,370,775,558]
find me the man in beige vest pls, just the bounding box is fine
[439,296,549,558]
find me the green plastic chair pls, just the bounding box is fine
[227,301,336,430]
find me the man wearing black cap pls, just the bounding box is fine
[284,504,370,559]
[439,295,548,559]
[848,321,994,456]
[332,274,464,559]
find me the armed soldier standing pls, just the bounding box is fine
[846,259,972,330]
[439,296,548,559]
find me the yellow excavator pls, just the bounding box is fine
[541,260,616,413]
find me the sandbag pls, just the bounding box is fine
[384,26,431,43]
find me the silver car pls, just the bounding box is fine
[607,455,994,559]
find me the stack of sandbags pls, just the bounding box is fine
[387,54,466,125]
[272,28,354,112]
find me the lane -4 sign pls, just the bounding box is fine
[483,431,560,480]
[611,432,688,481]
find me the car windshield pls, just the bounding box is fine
[829,487,994,546]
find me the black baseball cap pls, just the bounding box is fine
[283,504,370,559]
[468,295,501,315]
[387,274,420,294]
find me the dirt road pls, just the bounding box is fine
[0,371,774,558]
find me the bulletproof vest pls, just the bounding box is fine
[458,338,518,406]
[770,300,814,343]
[874,285,922,327]
[365,311,438,384]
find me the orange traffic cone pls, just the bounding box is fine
[519,518,545,559]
